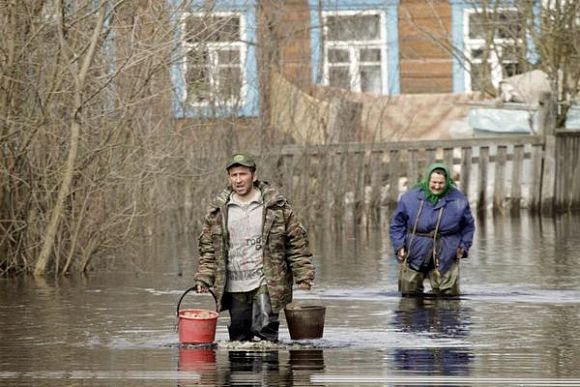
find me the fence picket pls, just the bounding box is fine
[494,145,507,211]
[246,133,580,227]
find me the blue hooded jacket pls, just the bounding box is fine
[389,167,475,273]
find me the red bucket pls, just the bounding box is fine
[176,287,219,344]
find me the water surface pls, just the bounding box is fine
[1,212,579,386]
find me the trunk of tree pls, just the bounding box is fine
[34,4,108,276]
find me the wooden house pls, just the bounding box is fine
[169,0,539,143]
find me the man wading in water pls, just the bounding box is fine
[193,153,315,342]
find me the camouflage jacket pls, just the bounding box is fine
[194,181,315,313]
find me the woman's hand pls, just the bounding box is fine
[397,248,406,262]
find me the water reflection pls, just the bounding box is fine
[2,213,580,385]
[178,347,217,386]
[391,297,473,376]
[176,347,326,386]
[288,349,325,386]
[288,349,325,371]
[225,351,288,386]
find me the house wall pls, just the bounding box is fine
[161,0,488,146]
[257,0,312,135]
[115,1,174,121]
[315,89,483,142]
[398,0,454,94]
[260,0,312,87]
[114,2,254,150]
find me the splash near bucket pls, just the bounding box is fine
[284,304,326,340]
[176,287,219,345]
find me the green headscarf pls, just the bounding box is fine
[415,162,456,204]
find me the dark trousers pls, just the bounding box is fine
[226,287,280,342]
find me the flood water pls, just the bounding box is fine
[1,212,580,386]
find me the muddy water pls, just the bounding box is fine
[1,213,580,386]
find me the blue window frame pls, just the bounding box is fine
[450,0,540,93]
[169,0,259,118]
[308,0,400,95]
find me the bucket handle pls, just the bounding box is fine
[176,286,218,317]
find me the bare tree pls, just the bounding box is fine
[33,2,110,275]
[401,0,578,127]
[533,0,580,127]
[1,0,251,276]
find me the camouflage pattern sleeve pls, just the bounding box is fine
[194,214,218,287]
[283,206,315,284]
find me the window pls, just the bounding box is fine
[463,8,526,92]
[322,11,388,94]
[171,2,258,118]
[181,12,245,107]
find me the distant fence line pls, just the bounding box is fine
[255,131,580,226]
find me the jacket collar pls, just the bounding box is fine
[415,187,451,209]
[208,180,286,212]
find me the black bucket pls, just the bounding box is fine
[284,304,326,340]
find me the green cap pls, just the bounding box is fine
[226,152,256,170]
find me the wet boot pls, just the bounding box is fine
[253,316,279,342]
[429,262,460,297]
[399,264,426,296]
[227,296,253,341]
[251,291,279,342]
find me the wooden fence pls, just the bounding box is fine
[555,130,580,211]
[258,131,580,226]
